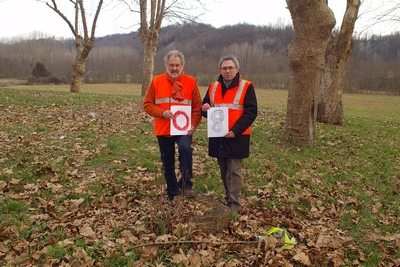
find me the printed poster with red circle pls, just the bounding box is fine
[170,106,191,135]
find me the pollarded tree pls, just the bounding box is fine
[121,0,205,96]
[45,0,103,92]
[284,0,336,146]
[138,0,165,96]
[317,0,361,125]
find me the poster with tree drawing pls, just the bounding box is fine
[207,107,228,137]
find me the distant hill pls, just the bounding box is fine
[1,23,399,94]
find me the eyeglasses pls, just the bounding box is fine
[220,66,237,71]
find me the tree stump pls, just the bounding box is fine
[187,197,231,234]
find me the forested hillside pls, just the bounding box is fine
[1,23,399,94]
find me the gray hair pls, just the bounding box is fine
[219,55,240,68]
[164,50,185,66]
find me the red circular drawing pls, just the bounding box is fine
[172,110,189,131]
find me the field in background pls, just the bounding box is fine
[5,82,399,122]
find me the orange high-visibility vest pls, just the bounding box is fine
[208,79,252,135]
[153,74,196,136]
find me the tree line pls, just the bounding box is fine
[0,23,399,95]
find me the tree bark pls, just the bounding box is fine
[284,0,335,146]
[70,60,85,93]
[70,36,94,92]
[317,0,361,125]
[138,0,165,96]
[135,0,206,96]
[141,44,157,96]
[46,0,103,93]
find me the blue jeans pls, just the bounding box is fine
[157,135,193,199]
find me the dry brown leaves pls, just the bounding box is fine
[0,96,399,266]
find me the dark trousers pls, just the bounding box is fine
[157,135,193,199]
[217,157,243,211]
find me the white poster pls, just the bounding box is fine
[170,106,191,135]
[207,107,228,137]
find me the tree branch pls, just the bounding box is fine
[126,239,261,252]
[90,0,104,38]
[46,0,76,35]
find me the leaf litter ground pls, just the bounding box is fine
[0,90,399,266]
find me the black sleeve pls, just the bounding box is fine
[201,87,211,118]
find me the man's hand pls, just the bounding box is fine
[162,110,173,119]
[187,125,196,136]
[224,131,235,138]
[202,103,211,112]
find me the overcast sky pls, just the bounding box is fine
[0,0,397,40]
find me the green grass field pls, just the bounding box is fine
[0,84,399,266]
[6,82,399,120]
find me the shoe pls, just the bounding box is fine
[167,194,180,201]
[181,189,196,198]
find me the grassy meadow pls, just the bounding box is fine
[0,83,399,266]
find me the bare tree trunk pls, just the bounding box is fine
[317,0,361,125]
[46,0,103,93]
[123,0,205,95]
[139,30,159,96]
[70,36,94,92]
[138,0,165,96]
[284,0,335,146]
[70,60,85,93]
[69,37,95,92]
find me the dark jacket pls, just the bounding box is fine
[201,73,258,158]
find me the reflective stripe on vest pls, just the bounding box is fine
[152,74,196,136]
[155,97,192,106]
[209,79,251,135]
[210,79,247,110]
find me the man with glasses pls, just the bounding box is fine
[201,55,258,212]
[143,50,202,201]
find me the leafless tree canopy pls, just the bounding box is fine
[1,23,399,95]
[44,0,104,92]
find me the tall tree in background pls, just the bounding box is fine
[122,0,204,95]
[317,0,361,125]
[284,0,335,146]
[46,0,103,92]
[138,0,165,96]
